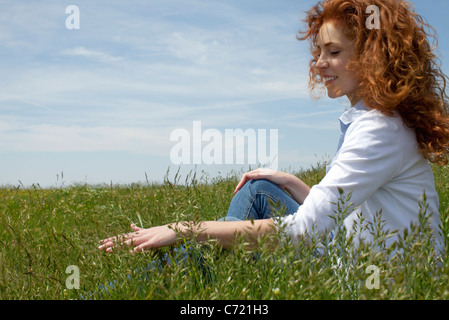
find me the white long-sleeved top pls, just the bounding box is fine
[281,101,444,255]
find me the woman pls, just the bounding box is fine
[99,0,449,257]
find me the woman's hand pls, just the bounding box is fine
[234,168,289,193]
[98,223,178,253]
[234,168,311,205]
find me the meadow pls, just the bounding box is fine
[0,162,448,300]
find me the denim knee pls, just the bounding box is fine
[221,179,300,222]
[247,179,279,193]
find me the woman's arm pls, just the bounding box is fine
[98,219,278,253]
[98,169,303,253]
[183,219,279,249]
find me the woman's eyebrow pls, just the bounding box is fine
[316,41,336,49]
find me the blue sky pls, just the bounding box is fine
[0,0,448,187]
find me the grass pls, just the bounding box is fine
[0,162,448,300]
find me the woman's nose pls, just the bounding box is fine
[315,54,329,70]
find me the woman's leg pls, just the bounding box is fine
[220,179,300,221]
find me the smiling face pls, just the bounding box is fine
[315,20,361,106]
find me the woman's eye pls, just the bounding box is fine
[331,51,340,55]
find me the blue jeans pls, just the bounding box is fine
[220,179,300,222]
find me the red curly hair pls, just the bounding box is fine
[300,0,449,165]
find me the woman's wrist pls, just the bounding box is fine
[283,175,310,205]
[169,221,203,242]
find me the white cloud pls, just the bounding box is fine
[0,123,172,155]
[61,46,123,63]
[253,81,308,94]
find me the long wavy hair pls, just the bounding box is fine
[300,0,449,165]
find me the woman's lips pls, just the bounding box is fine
[324,76,338,86]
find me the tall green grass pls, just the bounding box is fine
[0,163,448,300]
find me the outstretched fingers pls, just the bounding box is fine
[99,224,178,253]
[98,225,141,252]
[130,223,144,232]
